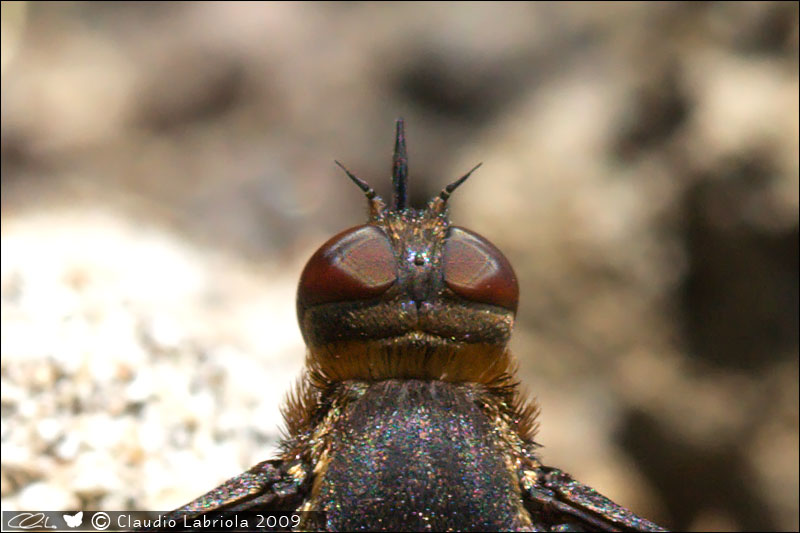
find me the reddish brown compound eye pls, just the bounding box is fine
[442,227,519,313]
[298,225,397,308]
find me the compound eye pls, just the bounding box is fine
[298,225,397,308]
[442,227,519,313]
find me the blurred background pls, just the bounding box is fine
[1,2,797,530]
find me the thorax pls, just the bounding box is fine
[308,380,532,531]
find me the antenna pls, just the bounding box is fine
[335,160,385,219]
[429,163,482,214]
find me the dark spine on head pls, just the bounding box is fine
[392,119,408,212]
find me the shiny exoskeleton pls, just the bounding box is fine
[157,120,666,531]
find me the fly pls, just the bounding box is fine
[152,120,666,532]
